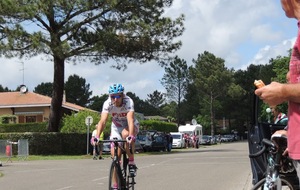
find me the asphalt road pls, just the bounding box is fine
[0,141,253,190]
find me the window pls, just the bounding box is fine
[26,116,36,123]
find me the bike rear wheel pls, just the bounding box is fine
[252,178,295,190]
[109,162,123,190]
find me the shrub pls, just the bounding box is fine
[139,120,177,132]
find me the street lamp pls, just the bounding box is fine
[266,107,271,123]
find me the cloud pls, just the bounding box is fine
[0,1,296,100]
[241,37,296,70]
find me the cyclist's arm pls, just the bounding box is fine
[97,112,109,139]
[127,111,135,136]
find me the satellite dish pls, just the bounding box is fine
[20,85,28,93]
[191,119,197,125]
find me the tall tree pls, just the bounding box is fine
[34,82,53,97]
[88,94,109,112]
[161,56,189,126]
[181,83,201,122]
[0,0,184,131]
[146,90,165,109]
[271,54,290,83]
[160,101,177,120]
[126,92,156,116]
[190,51,233,136]
[65,74,92,107]
[0,85,10,92]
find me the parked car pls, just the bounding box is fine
[200,135,214,145]
[221,134,235,142]
[102,139,110,154]
[143,131,167,152]
[137,130,157,150]
[170,132,185,148]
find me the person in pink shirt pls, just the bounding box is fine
[255,0,300,184]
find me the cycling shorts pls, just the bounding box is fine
[110,120,140,140]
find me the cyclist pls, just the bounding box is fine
[96,83,139,177]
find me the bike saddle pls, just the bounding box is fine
[271,133,287,149]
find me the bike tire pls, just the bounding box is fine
[125,164,135,190]
[109,162,122,190]
[122,154,136,190]
[251,178,295,190]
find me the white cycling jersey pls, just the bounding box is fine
[102,94,137,127]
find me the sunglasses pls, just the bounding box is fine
[111,95,122,99]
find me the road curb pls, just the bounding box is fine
[244,172,253,190]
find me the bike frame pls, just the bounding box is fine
[102,138,134,190]
[263,142,282,189]
[249,138,294,190]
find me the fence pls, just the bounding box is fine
[18,139,29,160]
[0,139,29,162]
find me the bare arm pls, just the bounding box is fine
[255,82,300,106]
[96,112,109,138]
[127,111,135,136]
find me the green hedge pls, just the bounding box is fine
[0,132,91,155]
[0,120,177,155]
[0,122,48,133]
[139,120,177,132]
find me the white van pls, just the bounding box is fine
[170,132,185,148]
[178,123,203,145]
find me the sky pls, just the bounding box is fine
[0,0,298,100]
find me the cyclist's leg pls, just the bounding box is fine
[110,124,124,157]
[122,121,139,176]
[122,128,134,159]
[122,121,139,159]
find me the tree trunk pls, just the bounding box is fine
[210,92,214,137]
[177,87,181,127]
[48,56,65,132]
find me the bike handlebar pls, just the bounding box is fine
[249,138,276,158]
[100,138,133,154]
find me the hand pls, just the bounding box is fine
[254,82,285,106]
[283,148,289,156]
[126,135,136,144]
[94,138,99,143]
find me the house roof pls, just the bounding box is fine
[0,91,86,112]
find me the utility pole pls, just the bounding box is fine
[18,61,25,84]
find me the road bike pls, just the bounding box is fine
[249,134,295,190]
[101,138,135,190]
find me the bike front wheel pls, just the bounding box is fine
[125,165,135,190]
[109,162,123,190]
[252,178,295,190]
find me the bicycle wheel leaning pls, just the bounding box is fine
[252,177,295,190]
[109,162,123,190]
